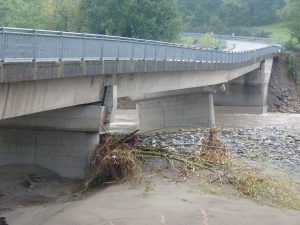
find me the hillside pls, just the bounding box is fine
[268,55,300,113]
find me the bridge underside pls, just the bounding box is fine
[0,58,273,177]
[132,59,273,131]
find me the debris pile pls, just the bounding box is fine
[81,128,300,210]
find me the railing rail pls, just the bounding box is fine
[0,27,281,63]
[182,32,283,45]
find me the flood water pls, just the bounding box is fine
[110,109,300,133]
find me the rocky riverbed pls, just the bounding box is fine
[139,127,300,180]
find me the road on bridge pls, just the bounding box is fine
[225,40,270,52]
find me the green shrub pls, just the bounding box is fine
[284,38,299,51]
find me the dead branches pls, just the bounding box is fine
[79,128,300,210]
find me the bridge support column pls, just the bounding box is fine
[214,59,273,114]
[208,93,215,127]
[0,105,106,178]
[134,90,217,131]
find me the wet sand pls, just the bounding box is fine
[2,110,300,225]
[3,175,300,225]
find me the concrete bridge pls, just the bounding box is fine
[0,27,281,177]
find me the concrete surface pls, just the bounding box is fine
[136,93,212,131]
[225,40,269,52]
[0,105,106,178]
[215,59,273,111]
[0,128,98,178]
[0,105,105,132]
[0,75,105,120]
[117,62,261,97]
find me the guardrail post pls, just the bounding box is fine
[117,37,120,60]
[82,33,85,60]
[154,44,157,61]
[100,34,103,60]
[1,26,4,62]
[180,45,183,62]
[33,28,37,61]
[143,39,146,60]
[60,31,63,61]
[131,38,134,60]
[173,44,176,61]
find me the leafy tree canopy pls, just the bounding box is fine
[80,0,180,41]
[280,0,300,42]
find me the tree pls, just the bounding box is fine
[80,0,181,41]
[178,0,222,32]
[280,0,300,42]
[45,0,82,31]
[0,0,48,28]
[221,0,284,27]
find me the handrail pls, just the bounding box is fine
[0,26,281,63]
[182,32,283,45]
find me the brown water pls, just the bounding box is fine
[110,110,300,133]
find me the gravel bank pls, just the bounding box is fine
[139,127,300,180]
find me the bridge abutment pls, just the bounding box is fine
[214,59,273,114]
[0,105,107,178]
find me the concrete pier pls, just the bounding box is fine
[136,92,213,131]
[215,59,273,114]
[0,105,105,178]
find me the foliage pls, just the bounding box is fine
[221,0,284,27]
[177,34,225,50]
[284,38,299,51]
[178,0,223,32]
[254,23,291,42]
[45,0,82,31]
[280,0,300,43]
[0,0,48,28]
[0,0,291,41]
[79,0,181,41]
[178,0,285,33]
[285,51,300,93]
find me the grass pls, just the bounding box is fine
[253,23,291,42]
[176,33,225,50]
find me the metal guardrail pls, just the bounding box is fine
[182,32,283,45]
[0,27,281,63]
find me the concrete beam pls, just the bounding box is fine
[117,62,261,97]
[0,59,265,83]
[0,105,106,132]
[131,85,222,101]
[0,75,105,120]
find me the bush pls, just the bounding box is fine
[284,38,299,51]
[285,51,300,94]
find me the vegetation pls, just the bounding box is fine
[178,0,285,35]
[177,33,225,50]
[79,129,300,210]
[79,0,180,41]
[280,0,300,43]
[285,52,300,93]
[254,23,291,42]
[0,0,290,40]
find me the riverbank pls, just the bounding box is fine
[1,110,300,224]
[2,174,300,225]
